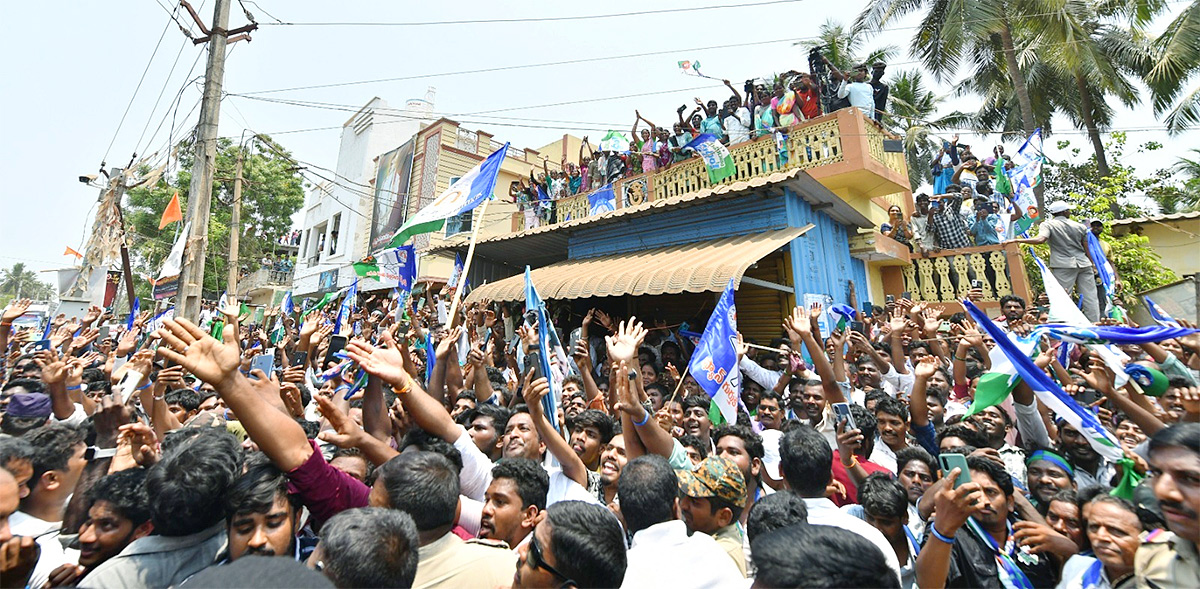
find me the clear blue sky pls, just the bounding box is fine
[0,0,1186,286]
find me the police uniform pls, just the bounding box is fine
[1135,529,1200,589]
[413,532,516,589]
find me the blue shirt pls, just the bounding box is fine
[970,214,1002,245]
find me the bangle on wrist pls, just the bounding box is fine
[953,355,967,362]
[66,384,82,391]
[930,524,956,544]
[842,454,860,469]
[136,382,152,391]
[632,411,651,427]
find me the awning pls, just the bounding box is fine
[464,226,811,303]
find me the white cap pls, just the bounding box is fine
[759,429,783,481]
[1046,201,1074,214]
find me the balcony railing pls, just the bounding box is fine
[239,268,294,295]
[510,108,906,232]
[899,243,1032,305]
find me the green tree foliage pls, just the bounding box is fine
[124,135,305,296]
[1022,132,1181,306]
[0,263,54,301]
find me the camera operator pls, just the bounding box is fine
[826,59,874,119]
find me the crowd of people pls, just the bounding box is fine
[512,60,890,227]
[0,269,1197,588]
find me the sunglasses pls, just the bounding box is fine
[528,534,574,587]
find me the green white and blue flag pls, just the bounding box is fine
[1144,296,1180,327]
[387,143,509,248]
[964,300,1122,461]
[684,133,736,184]
[686,279,741,424]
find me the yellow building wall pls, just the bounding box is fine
[1136,220,1200,277]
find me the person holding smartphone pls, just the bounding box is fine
[916,456,1058,589]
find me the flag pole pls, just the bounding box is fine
[447,198,490,326]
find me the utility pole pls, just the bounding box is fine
[228,150,243,298]
[176,0,256,321]
[111,169,137,312]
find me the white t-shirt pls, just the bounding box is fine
[838,81,875,113]
[10,511,79,589]
[724,107,752,145]
[803,498,903,583]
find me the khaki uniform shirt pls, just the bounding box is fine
[1135,530,1200,589]
[414,532,516,589]
[713,524,748,577]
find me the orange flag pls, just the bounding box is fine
[159,190,183,229]
[64,246,83,258]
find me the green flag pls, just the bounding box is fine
[352,258,379,279]
[964,334,1040,418]
[994,157,1013,196]
[302,292,337,318]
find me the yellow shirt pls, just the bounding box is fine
[1135,530,1200,589]
[413,532,516,589]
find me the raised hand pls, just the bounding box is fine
[82,305,103,326]
[605,316,647,363]
[115,422,160,468]
[913,355,940,379]
[1,298,31,324]
[734,333,750,361]
[315,395,369,449]
[522,370,551,415]
[35,351,68,385]
[594,310,616,332]
[345,339,411,389]
[930,469,985,533]
[115,327,140,357]
[154,319,243,390]
[436,326,463,360]
[921,306,944,336]
[280,383,306,418]
[67,327,100,355]
[783,305,812,343]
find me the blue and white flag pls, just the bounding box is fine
[334,279,358,334]
[686,279,741,423]
[588,183,617,216]
[448,253,464,290]
[525,267,563,431]
[280,291,295,317]
[964,300,1123,461]
[1030,251,1131,388]
[147,307,175,333]
[1143,296,1181,327]
[387,143,509,247]
[1034,324,1198,345]
[1087,233,1118,317]
[125,297,140,331]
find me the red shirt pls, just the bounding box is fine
[830,450,892,506]
[796,88,821,120]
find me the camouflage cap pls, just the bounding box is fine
[676,455,747,508]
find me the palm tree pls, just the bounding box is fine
[883,69,971,190]
[1143,0,1200,134]
[855,0,1042,139]
[796,19,898,72]
[1,263,41,298]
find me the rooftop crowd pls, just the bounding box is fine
[0,259,1197,589]
[511,56,889,226]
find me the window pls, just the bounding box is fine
[444,176,472,237]
[329,213,342,255]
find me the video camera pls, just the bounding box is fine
[807,45,838,114]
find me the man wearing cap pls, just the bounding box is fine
[678,455,750,576]
[1007,200,1101,321]
[0,391,52,436]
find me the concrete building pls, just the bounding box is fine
[292,92,436,298]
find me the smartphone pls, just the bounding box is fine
[970,279,983,289]
[901,291,912,300]
[850,321,866,335]
[938,322,952,333]
[832,402,856,432]
[938,453,973,488]
[457,329,470,366]
[98,325,111,343]
[860,302,874,317]
[249,354,274,380]
[482,328,493,350]
[325,335,348,367]
[292,350,309,368]
[117,369,144,405]
[885,295,895,304]
[525,350,544,381]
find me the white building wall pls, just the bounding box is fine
[292,91,436,298]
